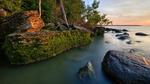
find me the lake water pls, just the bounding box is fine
[0,26,150,84]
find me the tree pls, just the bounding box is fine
[0,0,22,15]
[38,0,41,17]
[63,0,86,25]
[56,0,69,27]
[83,0,112,28]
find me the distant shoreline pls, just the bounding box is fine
[103,25,142,26]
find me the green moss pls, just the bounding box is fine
[3,30,92,65]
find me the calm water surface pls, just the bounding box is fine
[0,26,150,84]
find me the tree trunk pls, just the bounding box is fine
[58,0,69,27]
[39,0,42,17]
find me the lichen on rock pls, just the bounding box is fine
[3,30,92,65]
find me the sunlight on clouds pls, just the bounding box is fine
[98,0,150,25]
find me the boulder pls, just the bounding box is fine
[0,10,45,44]
[3,30,92,64]
[102,50,150,84]
[116,33,130,40]
[135,32,148,36]
[77,62,95,80]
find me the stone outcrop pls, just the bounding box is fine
[3,30,92,65]
[0,10,45,44]
[102,50,150,84]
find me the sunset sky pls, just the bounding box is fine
[84,0,150,25]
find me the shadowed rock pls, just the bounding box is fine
[135,32,148,36]
[102,50,150,84]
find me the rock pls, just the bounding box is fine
[123,32,129,35]
[0,10,45,32]
[136,41,142,43]
[126,41,132,44]
[102,50,150,84]
[122,29,128,32]
[77,62,95,80]
[105,41,110,44]
[0,10,45,44]
[24,11,45,32]
[3,30,92,64]
[135,32,148,36]
[0,8,7,17]
[116,34,130,40]
[105,28,128,33]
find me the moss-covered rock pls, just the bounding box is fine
[3,30,92,65]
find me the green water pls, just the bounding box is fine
[0,37,112,84]
[0,26,150,84]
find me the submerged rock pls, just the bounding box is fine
[102,50,150,84]
[78,62,95,80]
[135,32,148,36]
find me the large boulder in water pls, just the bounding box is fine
[102,50,150,84]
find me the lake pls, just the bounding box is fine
[0,26,150,84]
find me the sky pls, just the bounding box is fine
[84,0,150,25]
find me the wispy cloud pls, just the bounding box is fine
[97,0,150,25]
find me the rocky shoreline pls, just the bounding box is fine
[102,50,150,84]
[102,27,150,84]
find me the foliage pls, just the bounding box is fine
[0,0,22,15]
[83,0,112,29]
[3,30,92,64]
[21,0,54,23]
[63,0,86,25]
[21,0,86,24]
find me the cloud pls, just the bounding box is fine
[98,0,150,25]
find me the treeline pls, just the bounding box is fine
[0,0,112,28]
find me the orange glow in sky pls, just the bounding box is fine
[98,0,150,25]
